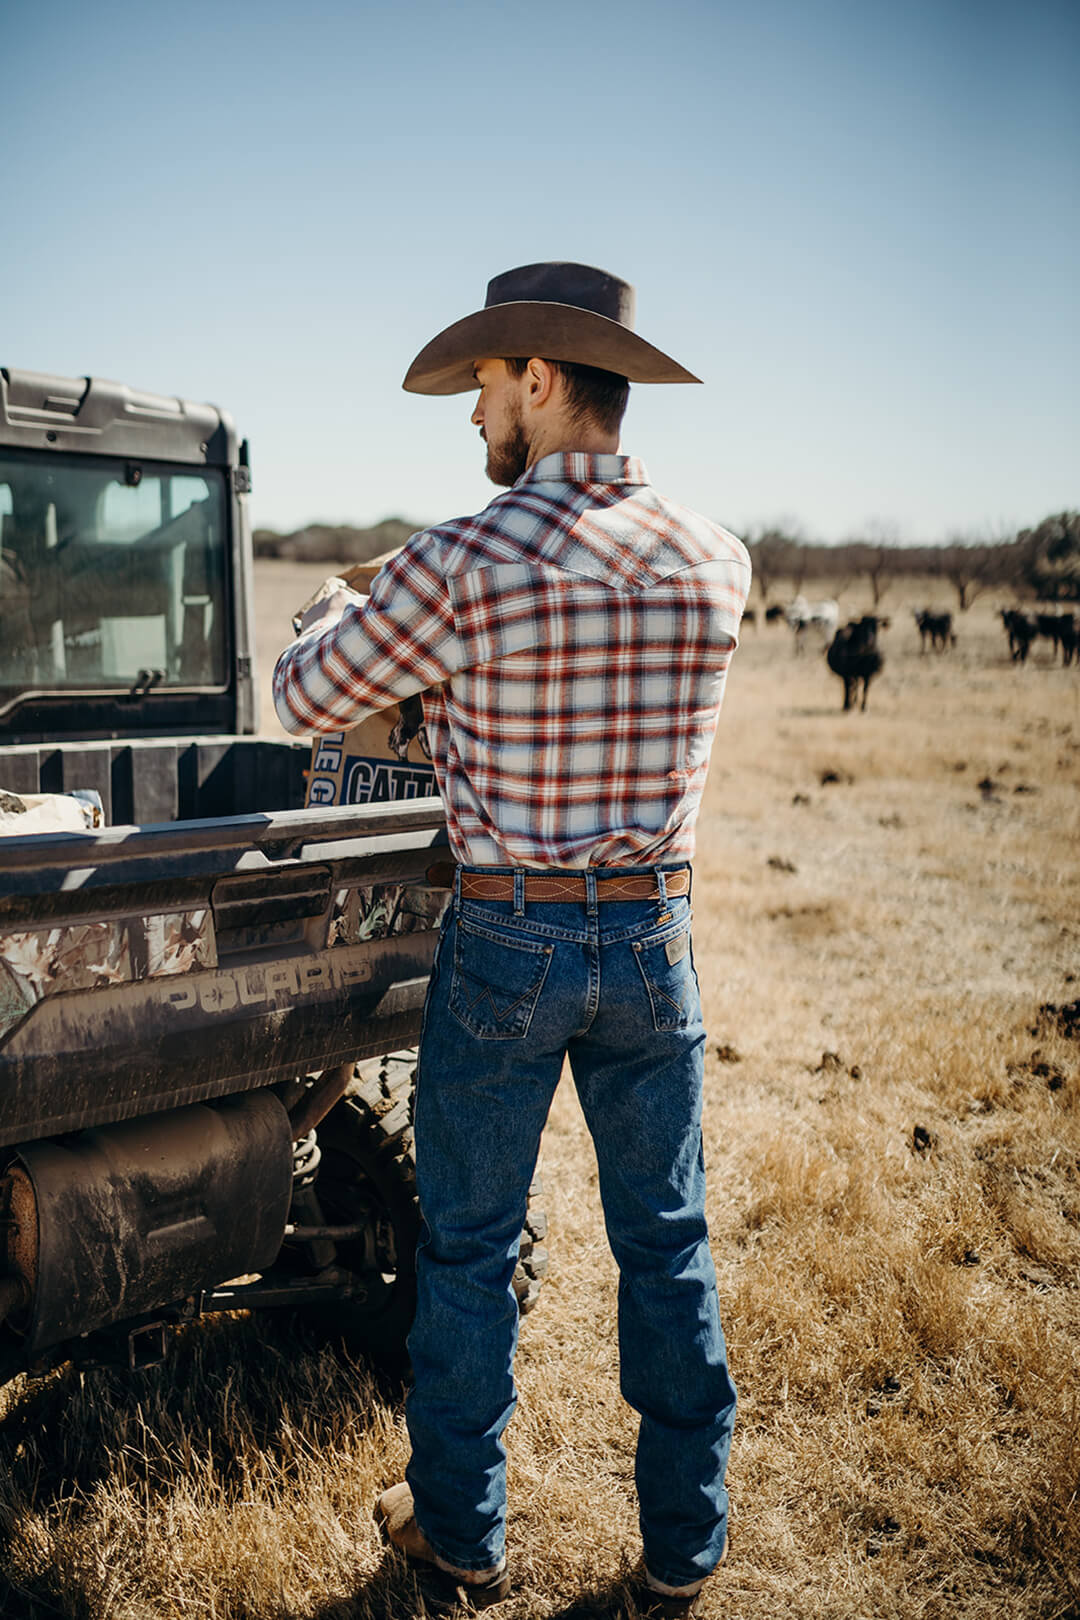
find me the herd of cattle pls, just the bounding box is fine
[740,596,1079,711]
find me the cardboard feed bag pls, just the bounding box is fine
[298,552,440,811]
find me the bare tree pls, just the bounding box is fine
[788,541,809,596]
[744,524,806,604]
[866,547,895,607]
[844,522,900,607]
[941,544,995,610]
[939,527,1017,610]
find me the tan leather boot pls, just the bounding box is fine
[635,1534,728,1618]
[375,1483,511,1612]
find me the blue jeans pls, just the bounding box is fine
[404,865,736,1588]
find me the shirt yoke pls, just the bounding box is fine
[421,481,748,595]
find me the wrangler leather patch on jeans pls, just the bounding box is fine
[633,919,696,1030]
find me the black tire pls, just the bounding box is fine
[312,1051,548,1365]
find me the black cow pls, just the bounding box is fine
[1035,612,1077,663]
[1001,609,1037,663]
[913,608,955,652]
[826,616,885,711]
[764,603,787,624]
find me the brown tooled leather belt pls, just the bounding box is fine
[427,865,691,903]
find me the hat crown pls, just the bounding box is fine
[484,262,636,330]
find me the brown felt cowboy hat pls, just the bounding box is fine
[402,261,701,395]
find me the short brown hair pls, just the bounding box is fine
[505,357,629,436]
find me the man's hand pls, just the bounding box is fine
[292,577,367,637]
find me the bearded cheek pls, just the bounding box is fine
[486,425,529,487]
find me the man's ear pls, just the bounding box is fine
[524,357,557,409]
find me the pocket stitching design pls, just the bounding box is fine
[632,927,693,1032]
[450,931,554,1041]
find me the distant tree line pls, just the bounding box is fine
[252,509,1080,611]
[742,511,1080,610]
[253,516,421,564]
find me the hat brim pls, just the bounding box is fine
[402,302,701,394]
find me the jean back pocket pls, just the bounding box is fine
[632,919,698,1032]
[449,917,554,1040]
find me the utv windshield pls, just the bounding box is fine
[0,450,228,704]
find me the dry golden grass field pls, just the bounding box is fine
[1,566,1077,1620]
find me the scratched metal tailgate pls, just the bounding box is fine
[0,799,448,1147]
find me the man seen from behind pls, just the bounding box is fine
[273,261,751,1618]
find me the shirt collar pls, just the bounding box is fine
[517,452,650,489]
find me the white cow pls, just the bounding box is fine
[785,594,839,652]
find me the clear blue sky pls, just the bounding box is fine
[4,0,1077,544]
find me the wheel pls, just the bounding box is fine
[311,1051,548,1365]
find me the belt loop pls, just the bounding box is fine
[453,865,463,909]
[585,869,598,917]
[513,868,526,916]
[656,868,668,905]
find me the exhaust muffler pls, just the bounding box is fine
[1,1090,293,1355]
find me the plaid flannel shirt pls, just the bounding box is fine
[273,453,751,867]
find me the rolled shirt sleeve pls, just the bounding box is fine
[272,532,463,735]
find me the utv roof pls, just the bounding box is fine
[0,368,239,466]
